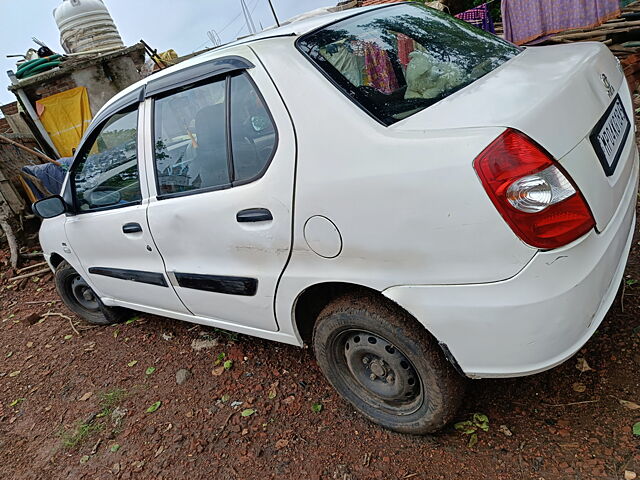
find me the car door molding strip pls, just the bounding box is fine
[173,272,258,296]
[88,267,169,287]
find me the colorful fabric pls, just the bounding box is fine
[502,0,621,45]
[455,3,495,33]
[397,33,414,67]
[363,42,399,94]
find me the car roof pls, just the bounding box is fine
[93,4,394,118]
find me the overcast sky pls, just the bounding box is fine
[0,0,332,107]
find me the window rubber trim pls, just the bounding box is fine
[69,102,144,215]
[150,70,279,201]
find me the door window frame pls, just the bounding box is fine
[68,90,146,215]
[148,64,279,201]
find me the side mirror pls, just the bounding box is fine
[87,187,121,207]
[32,195,66,219]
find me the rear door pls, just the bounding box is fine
[64,92,190,313]
[144,53,296,331]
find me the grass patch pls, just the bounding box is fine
[98,388,127,417]
[60,421,104,449]
[59,388,127,449]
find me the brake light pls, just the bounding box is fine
[474,129,595,249]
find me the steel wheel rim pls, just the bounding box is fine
[332,329,424,416]
[70,275,100,311]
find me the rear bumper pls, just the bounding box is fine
[383,147,638,378]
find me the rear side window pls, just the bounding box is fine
[153,73,277,197]
[73,108,141,212]
[297,3,520,125]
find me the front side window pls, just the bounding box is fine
[153,73,276,197]
[73,108,141,212]
[297,3,521,125]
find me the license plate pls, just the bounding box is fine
[590,94,630,176]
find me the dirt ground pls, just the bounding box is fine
[1,146,640,480]
[0,232,638,480]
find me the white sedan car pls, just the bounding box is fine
[33,3,638,434]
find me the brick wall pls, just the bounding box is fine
[0,117,11,134]
[23,75,78,105]
[0,102,18,117]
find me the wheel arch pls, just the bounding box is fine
[292,281,465,376]
[49,252,66,270]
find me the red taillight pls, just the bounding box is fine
[474,129,595,250]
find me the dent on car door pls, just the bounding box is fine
[63,99,190,313]
[144,60,295,331]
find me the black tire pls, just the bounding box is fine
[313,293,465,434]
[54,260,129,326]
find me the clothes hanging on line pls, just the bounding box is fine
[455,3,496,33]
[501,0,621,45]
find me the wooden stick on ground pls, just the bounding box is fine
[9,268,50,282]
[0,213,18,268]
[0,135,61,166]
[15,261,47,274]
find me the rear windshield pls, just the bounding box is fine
[297,3,521,125]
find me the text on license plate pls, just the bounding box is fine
[590,95,630,176]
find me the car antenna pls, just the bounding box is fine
[267,0,281,27]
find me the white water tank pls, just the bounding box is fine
[53,0,124,54]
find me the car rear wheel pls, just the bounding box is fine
[313,293,465,434]
[54,260,129,325]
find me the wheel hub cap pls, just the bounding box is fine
[341,330,421,411]
[71,275,100,311]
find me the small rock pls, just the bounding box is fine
[275,439,289,450]
[626,471,637,480]
[161,333,173,341]
[176,368,192,385]
[78,391,93,402]
[572,382,586,392]
[24,313,41,325]
[191,338,218,351]
[499,424,513,436]
[173,434,184,443]
[111,406,127,427]
[111,463,121,474]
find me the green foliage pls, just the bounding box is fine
[454,413,490,447]
[214,352,226,366]
[60,421,104,449]
[633,422,640,436]
[146,401,162,413]
[311,403,323,414]
[99,388,127,416]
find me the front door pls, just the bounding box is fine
[145,60,296,331]
[64,100,190,314]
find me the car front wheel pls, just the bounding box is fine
[313,293,465,434]
[54,260,129,325]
